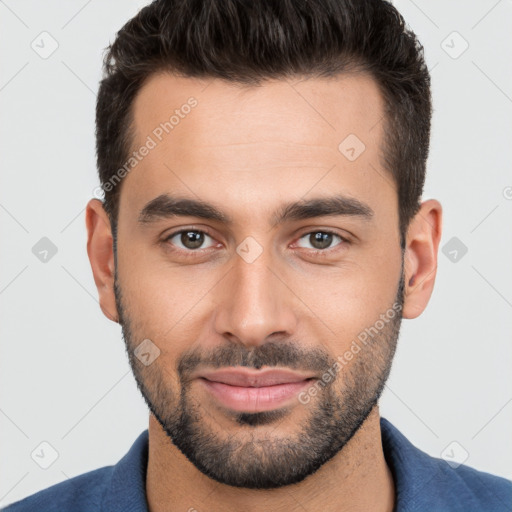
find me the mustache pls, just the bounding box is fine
[177,340,334,379]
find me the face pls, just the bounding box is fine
[112,72,405,489]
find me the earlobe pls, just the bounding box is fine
[85,198,119,323]
[402,199,443,320]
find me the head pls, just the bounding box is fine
[87,0,442,489]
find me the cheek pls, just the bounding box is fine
[296,255,401,351]
[119,240,204,313]
[117,253,218,360]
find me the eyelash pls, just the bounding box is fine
[162,228,350,258]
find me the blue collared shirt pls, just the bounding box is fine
[3,417,511,511]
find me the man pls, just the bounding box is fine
[3,0,511,511]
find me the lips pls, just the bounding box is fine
[199,368,315,387]
[195,367,317,412]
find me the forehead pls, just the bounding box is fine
[119,71,394,228]
[131,71,384,152]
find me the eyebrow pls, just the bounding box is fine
[137,193,374,228]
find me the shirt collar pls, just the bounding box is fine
[102,417,470,511]
[380,416,484,511]
[102,429,149,512]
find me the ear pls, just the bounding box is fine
[85,198,119,323]
[402,199,443,319]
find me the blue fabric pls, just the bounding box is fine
[3,417,511,511]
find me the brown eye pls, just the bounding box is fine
[165,230,214,251]
[296,231,346,251]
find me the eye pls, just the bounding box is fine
[295,230,347,251]
[164,229,216,251]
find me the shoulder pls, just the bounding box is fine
[443,458,512,508]
[418,452,512,511]
[2,429,149,512]
[1,466,114,512]
[380,417,512,512]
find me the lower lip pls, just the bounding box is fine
[199,378,313,412]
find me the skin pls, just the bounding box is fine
[86,71,442,512]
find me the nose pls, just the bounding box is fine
[213,247,298,349]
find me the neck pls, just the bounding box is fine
[146,406,395,512]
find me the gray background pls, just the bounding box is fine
[1,0,511,506]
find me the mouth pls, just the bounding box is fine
[195,367,317,413]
